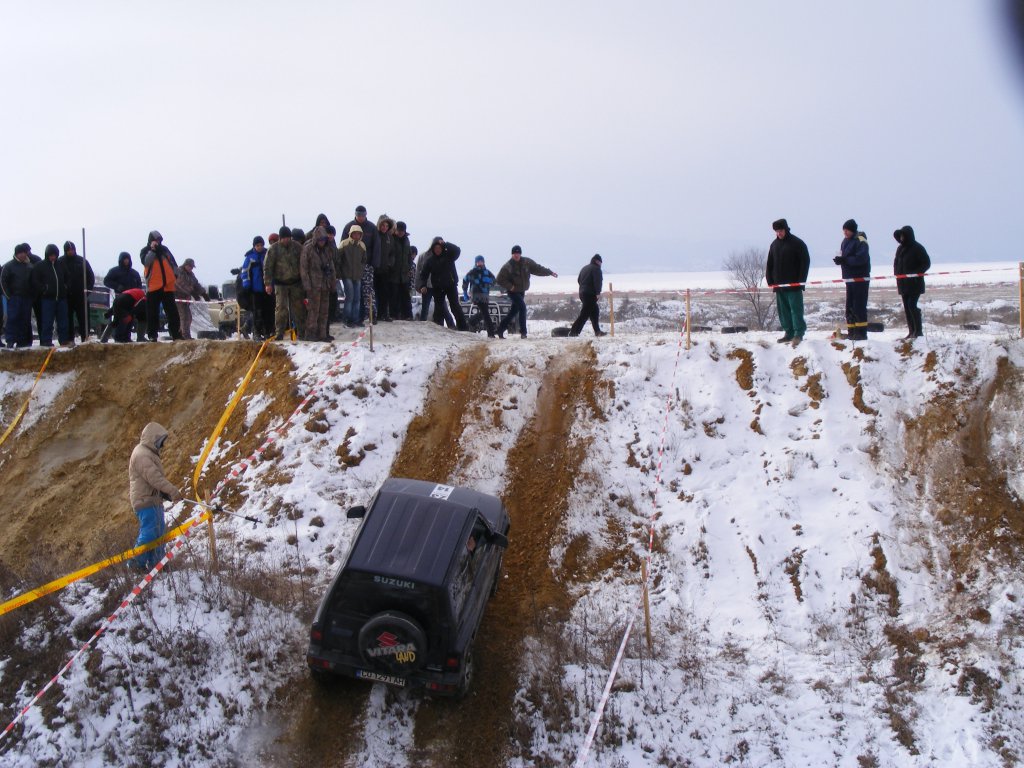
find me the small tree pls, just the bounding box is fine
[723,247,776,330]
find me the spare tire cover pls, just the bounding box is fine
[358,611,427,673]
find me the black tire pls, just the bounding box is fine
[358,611,428,674]
[721,326,749,334]
[309,667,334,686]
[456,649,474,698]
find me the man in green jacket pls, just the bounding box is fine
[495,245,558,339]
[264,226,306,340]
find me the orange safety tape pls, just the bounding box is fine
[0,511,211,618]
[192,337,271,501]
[0,348,55,449]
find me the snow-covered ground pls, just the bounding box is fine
[0,281,1022,766]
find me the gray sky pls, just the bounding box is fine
[3,1,1023,286]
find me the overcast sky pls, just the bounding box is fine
[3,1,1023,286]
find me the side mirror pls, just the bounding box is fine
[346,505,366,519]
[488,532,509,549]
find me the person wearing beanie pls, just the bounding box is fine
[765,218,810,345]
[141,231,182,341]
[495,244,558,339]
[31,243,73,347]
[268,232,280,246]
[893,225,930,339]
[2,244,37,347]
[461,255,498,337]
[834,219,871,341]
[569,254,607,337]
[335,225,367,327]
[418,236,469,331]
[300,226,337,342]
[57,240,96,342]
[264,227,306,340]
[241,235,273,339]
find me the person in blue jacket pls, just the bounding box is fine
[834,218,871,341]
[461,255,497,337]
[241,235,273,339]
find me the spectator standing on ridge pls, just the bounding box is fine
[264,226,306,340]
[142,231,182,341]
[300,226,337,342]
[419,236,468,330]
[241,236,273,339]
[461,255,497,337]
[59,241,95,342]
[103,252,143,294]
[834,219,871,341]
[495,244,558,339]
[335,225,367,327]
[174,258,209,340]
[31,244,72,347]
[893,225,930,340]
[128,422,182,571]
[374,215,396,322]
[569,254,607,337]
[23,244,43,339]
[343,206,379,323]
[392,221,413,320]
[2,244,36,348]
[765,218,810,346]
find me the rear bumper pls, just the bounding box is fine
[306,647,464,694]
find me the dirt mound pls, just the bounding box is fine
[0,342,298,580]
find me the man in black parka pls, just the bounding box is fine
[893,225,930,339]
[569,254,607,337]
[765,218,810,344]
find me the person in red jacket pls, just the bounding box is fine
[101,287,148,343]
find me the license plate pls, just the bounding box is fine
[355,669,407,687]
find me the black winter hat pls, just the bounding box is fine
[279,225,292,239]
[592,253,603,264]
[772,219,789,231]
[843,219,858,233]
[355,205,367,214]
[511,244,522,254]
[14,243,29,256]
[253,235,265,247]
[45,244,60,258]
[291,228,305,241]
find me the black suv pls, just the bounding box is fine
[307,478,510,696]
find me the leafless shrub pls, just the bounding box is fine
[723,247,776,330]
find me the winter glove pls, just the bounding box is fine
[833,256,844,265]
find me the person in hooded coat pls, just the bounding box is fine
[141,231,182,341]
[300,226,337,341]
[31,244,72,347]
[128,422,182,570]
[418,236,468,330]
[58,241,95,342]
[569,254,607,337]
[103,252,143,294]
[893,225,930,339]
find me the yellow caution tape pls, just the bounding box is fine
[0,510,211,617]
[0,348,55,449]
[192,337,270,501]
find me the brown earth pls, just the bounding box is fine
[0,342,299,581]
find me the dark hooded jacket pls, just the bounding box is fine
[300,226,337,294]
[32,252,70,301]
[104,253,143,293]
[577,256,603,298]
[418,239,461,291]
[766,228,810,292]
[1,256,34,299]
[58,241,96,298]
[837,233,870,280]
[893,226,930,296]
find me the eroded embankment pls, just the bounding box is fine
[0,343,298,577]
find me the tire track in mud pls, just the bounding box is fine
[408,344,602,767]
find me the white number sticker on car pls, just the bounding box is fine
[356,670,407,687]
[430,484,455,500]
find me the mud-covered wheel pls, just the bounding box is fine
[456,649,475,698]
[358,611,427,674]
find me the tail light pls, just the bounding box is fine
[310,627,323,643]
[445,655,460,669]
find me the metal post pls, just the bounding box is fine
[685,288,692,350]
[81,227,89,338]
[609,282,615,337]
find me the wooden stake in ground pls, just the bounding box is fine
[642,558,653,652]
[609,282,615,337]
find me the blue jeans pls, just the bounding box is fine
[5,295,32,347]
[39,298,70,346]
[342,278,362,324]
[130,505,166,570]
